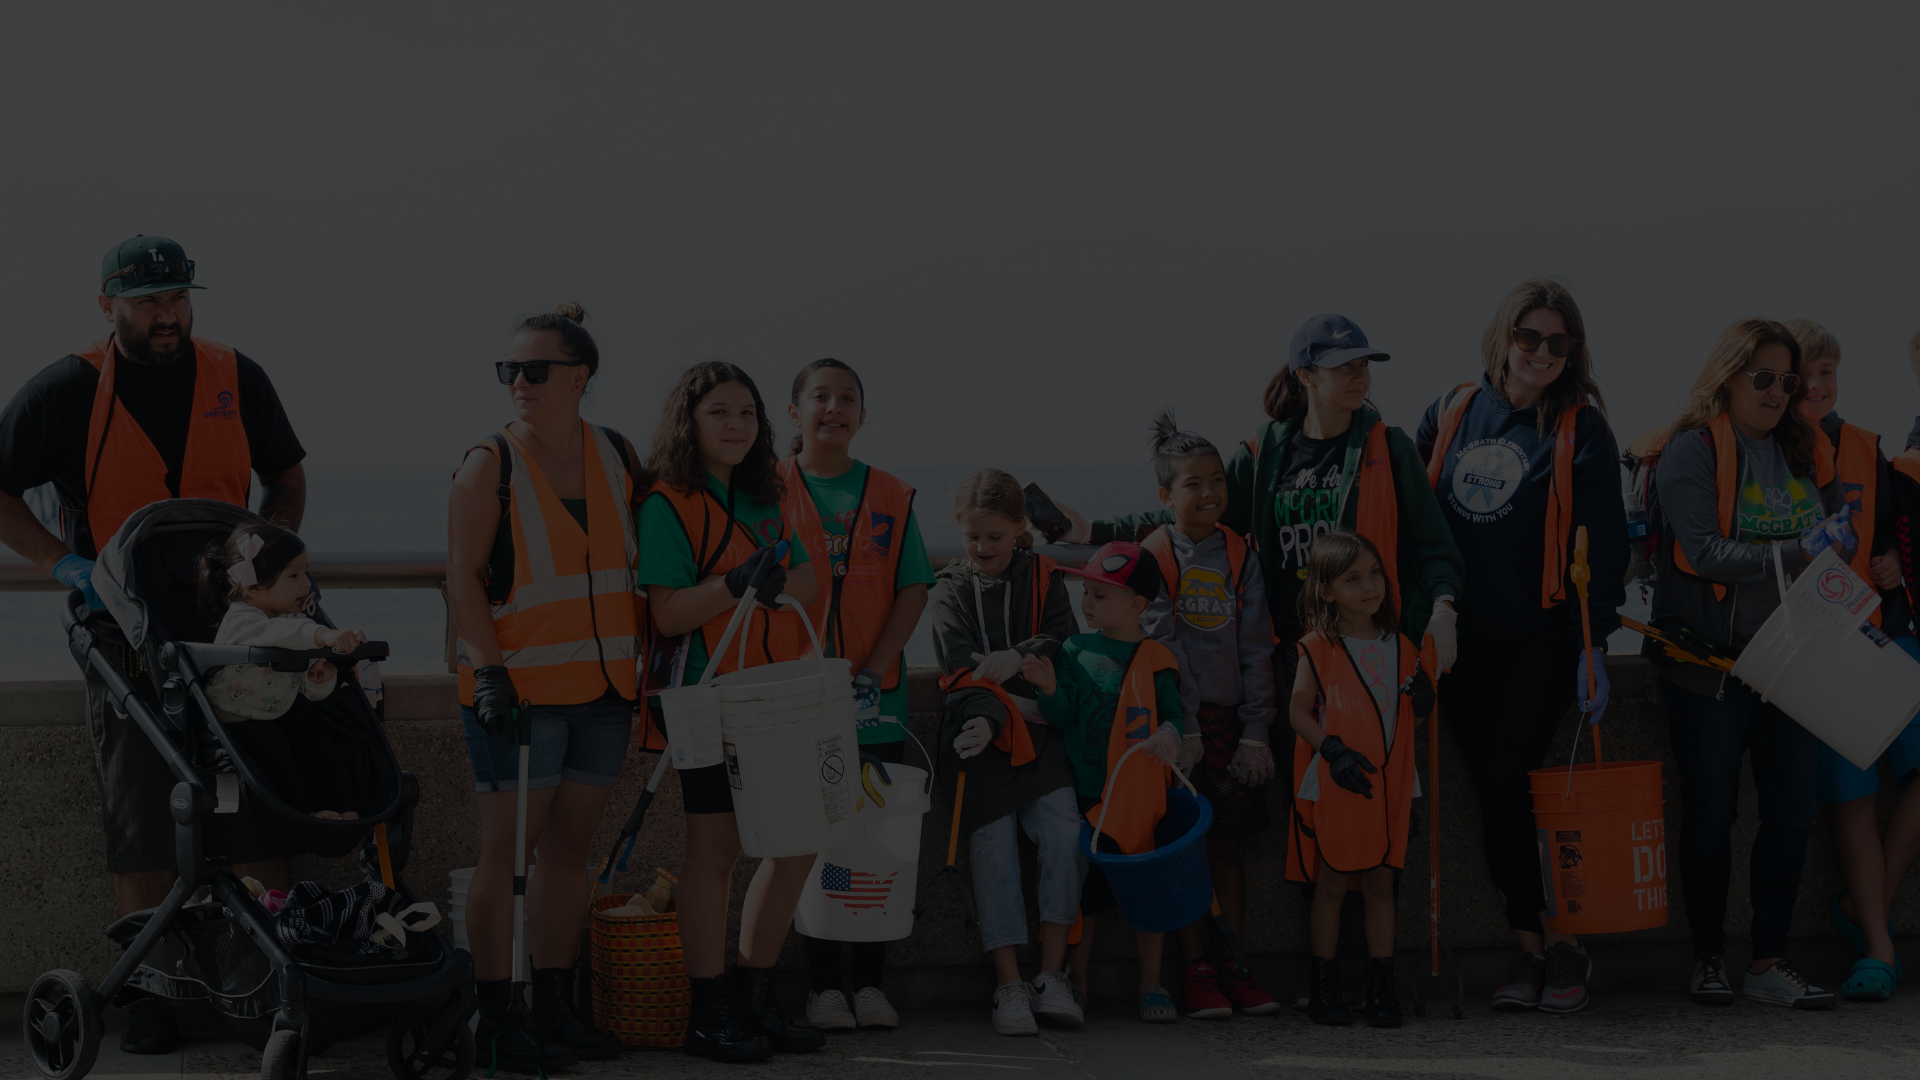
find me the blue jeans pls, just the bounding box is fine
[968,786,1088,953]
[1661,676,1818,959]
[460,694,633,792]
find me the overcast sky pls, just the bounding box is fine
[5,2,1919,479]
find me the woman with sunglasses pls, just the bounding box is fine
[446,303,643,1072]
[1414,279,1627,1016]
[1648,318,1851,1011]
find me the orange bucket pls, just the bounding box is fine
[589,894,689,1048]
[1526,761,1668,935]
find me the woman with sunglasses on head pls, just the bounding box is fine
[446,303,642,1072]
[1414,280,1628,1016]
[635,361,822,1063]
[1647,318,1852,1011]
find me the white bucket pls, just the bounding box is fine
[659,684,724,770]
[719,656,864,858]
[793,762,932,942]
[1731,549,1920,769]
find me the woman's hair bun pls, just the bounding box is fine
[552,301,589,324]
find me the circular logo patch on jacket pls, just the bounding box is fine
[1449,439,1531,520]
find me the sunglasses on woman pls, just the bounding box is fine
[1738,369,1801,395]
[1512,327,1580,358]
[495,359,588,385]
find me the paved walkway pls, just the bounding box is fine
[10,991,1920,1080]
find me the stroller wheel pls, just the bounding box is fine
[386,1007,475,1080]
[24,969,102,1080]
[262,1028,304,1080]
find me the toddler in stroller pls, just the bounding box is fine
[22,500,474,1080]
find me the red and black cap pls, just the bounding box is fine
[1060,541,1163,601]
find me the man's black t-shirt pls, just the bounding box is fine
[1268,430,1352,641]
[0,343,305,555]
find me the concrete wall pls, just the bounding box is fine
[4,660,1918,993]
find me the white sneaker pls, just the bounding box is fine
[853,986,899,1029]
[1030,970,1084,1027]
[992,980,1039,1036]
[805,988,857,1031]
[1742,960,1836,1010]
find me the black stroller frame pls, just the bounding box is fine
[22,500,474,1080]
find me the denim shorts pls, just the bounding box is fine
[1816,636,1920,804]
[461,694,633,792]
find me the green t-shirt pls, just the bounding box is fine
[635,473,810,686]
[796,462,936,744]
[1039,632,1185,798]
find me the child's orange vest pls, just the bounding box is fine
[1140,523,1249,609]
[1083,638,1180,856]
[776,459,918,691]
[935,552,1060,766]
[1285,630,1418,881]
[647,481,805,678]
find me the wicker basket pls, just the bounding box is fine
[589,893,689,1048]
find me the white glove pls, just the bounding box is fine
[970,650,1023,684]
[1230,740,1276,786]
[1139,723,1182,766]
[953,716,993,759]
[1175,732,1204,773]
[1425,600,1458,673]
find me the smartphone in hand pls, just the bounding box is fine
[1024,483,1072,544]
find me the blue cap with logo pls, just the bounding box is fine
[1290,313,1390,370]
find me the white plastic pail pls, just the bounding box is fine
[659,684,723,770]
[792,763,932,941]
[717,656,864,858]
[1732,549,1920,769]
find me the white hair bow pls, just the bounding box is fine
[231,533,267,589]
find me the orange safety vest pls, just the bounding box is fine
[1082,638,1180,856]
[648,481,805,680]
[1140,523,1249,612]
[1424,382,1585,607]
[457,422,641,706]
[777,459,917,692]
[78,337,252,554]
[935,551,1060,766]
[1822,420,1881,624]
[1244,420,1401,613]
[1668,414,1838,603]
[1286,630,1418,881]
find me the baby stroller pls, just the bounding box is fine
[21,500,474,1080]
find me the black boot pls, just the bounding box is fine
[1307,957,1352,1026]
[731,966,827,1052]
[531,966,622,1060]
[475,979,578,1075]
[1364,957,1403,1028]
[684,976,773,1063]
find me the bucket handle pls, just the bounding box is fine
[875,716,935,795]
[704,583,819,688]
[1087,741,1200,855]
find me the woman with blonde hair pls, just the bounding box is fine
[1415,279,1628,1014]
[1646,318,1854,1010]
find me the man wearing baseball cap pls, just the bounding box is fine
[0,235,307,1053]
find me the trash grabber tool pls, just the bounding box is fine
[592,749,673,903]
[1573,525,1602,765]
[1418,632,1464,1018]
[913,770,975,927]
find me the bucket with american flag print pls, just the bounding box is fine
[793,763,932,942]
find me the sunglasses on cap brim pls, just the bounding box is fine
[102,259,195,293]
[495,359,588,385]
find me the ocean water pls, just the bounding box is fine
[0,461,1643,680]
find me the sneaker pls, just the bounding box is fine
[1690,956,1734,1006]
[852,987,899,1029]
[1178,960,1233,1020]
[1138,986,1177,1023]
[992,981,1039,1036]
[1219,960,1282,1016]
[1538,942,1591,1015]
[1743,959,1836,1011]
[1030,971,1084,1027]
[119,1008,180,1055]
[1491,952,1546,1011]
[805,989,857,1031]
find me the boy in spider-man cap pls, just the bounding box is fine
[1020,542,1195,1022]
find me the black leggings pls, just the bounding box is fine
[224,718,357,816]
[803,739,906,992]
[1438,628,1577,936]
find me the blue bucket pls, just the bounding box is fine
[1078,787,1214,933]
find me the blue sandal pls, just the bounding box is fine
[1831,893,1904,980]
[1843,958,1896,1002]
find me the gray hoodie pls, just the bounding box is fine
[1141,526,1277,741]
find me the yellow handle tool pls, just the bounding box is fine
[1573,526,1601,765]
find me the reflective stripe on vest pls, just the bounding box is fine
[649,481,804,679]
[1141,523,1248,618]
[1286,631,1417,880]
[777,459,917,691]
[1081,638,1179,856]
[1424,382,1585,608]
[78,337,251,555]
[456,421,640,706]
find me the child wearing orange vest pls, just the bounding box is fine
[777,358,937,1032]
[1135,411,1282,1019]
[1023,542,1188,1023]
[1287,530,1433,1030]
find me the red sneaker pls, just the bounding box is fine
[1179,960,1233,1019]
[1220,961,1282,1016]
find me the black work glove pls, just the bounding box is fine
[1401,663,1435,720]
[724,543,788,607]
[1319,733,1377,799]
[472,665,519,737]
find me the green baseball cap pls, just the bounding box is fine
[100,235,205,298]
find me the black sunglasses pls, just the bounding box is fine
[495,359,588,385]
[101,259,195,292]
[1512,327,1580,358]
[1739,369,1801,396]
